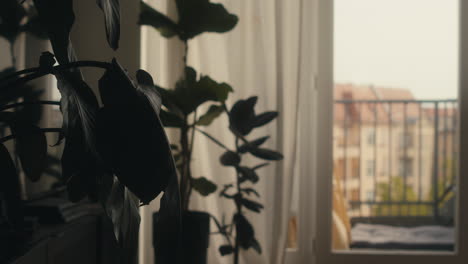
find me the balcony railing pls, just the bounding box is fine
[334,99,457,225]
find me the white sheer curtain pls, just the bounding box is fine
[139,0,316,263]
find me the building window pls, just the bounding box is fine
[366,160,374,177]
[366,191,374,201]
[399,132,413,148]
[399,158,413,177]
[367,130,376,145]
[351,158,360,179]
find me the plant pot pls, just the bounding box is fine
[153,211,210,264]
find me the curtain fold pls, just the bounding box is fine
[140,0,315,263]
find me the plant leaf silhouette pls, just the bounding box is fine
[97,59,178,205]
[234,213,254,249]
[12,124,47,182]
[167,67,233,115]
[238,136,270,153]
[33,0,75,64]
[252,111,278,128]
[219,245,234,256]
[241,188,260,198]
[220,151,241,166]
[0,0,26,43]
[192,176,217,196]
[103,177,141,264]
[240,198,263,213]
[196,105,223,126]
[55,70,100,202]
[159,109,184,127]
[249,148,283,161]
[251,238,262,254]
[175,0,238,40]
[237,167,258,183]
[229,96,257,136]
[97,0,120,50]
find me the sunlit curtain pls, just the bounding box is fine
[139,0,315,263]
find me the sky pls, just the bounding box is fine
[334,0,459,100]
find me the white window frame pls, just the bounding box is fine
[314,0,468,264]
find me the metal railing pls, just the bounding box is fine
[334,99,457,223]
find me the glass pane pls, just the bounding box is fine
[332,0,458,252]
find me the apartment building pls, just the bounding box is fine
[333,84,457,218]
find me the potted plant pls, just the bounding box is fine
[139,0,238,263]
[0,1,180,263]
[196,96,283,263]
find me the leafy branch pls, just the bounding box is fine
[198,96,283,263]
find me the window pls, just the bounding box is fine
[399,158,413,177]
[315,0,467,263]
[366,160,374,177]
[399,132,413,148]
[367,130,376,145]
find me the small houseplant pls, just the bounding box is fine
[139,0,238,263]
[0,1,180,263]
[197,96,283,264]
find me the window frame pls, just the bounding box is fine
[315,0,468,263]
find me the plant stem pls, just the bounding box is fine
[195,127,231,151]
[180,121,191,211]
[0,101,60,112]
[233,137,242,264]
[182,111,198,210]
[0,128,62,143]
[210,214,234,247]
[183,40,188,67]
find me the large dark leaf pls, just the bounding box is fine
[0,0,26,43]
[192,176,217,196]
[0,143,23,229]
[96,0,120,50]
[33,0,75,64]
[252,111,278,128]
[238,136,270,153]
[11,124,47,182]
[220,151,240,167]
[103,177,141,264]
[229,97,257,136]
[196,104,223,126]
[55,70,100,201]
[56,70,99,154]
[234,213,254,249]
[97,59,177,204]
[249,148,283,161]
[135,69,162,115]
[175,0,238,40]
[139,1,179,38]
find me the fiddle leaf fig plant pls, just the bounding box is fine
[1,1,180,263]
[139,0,238,212]
[196,96,283,264]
